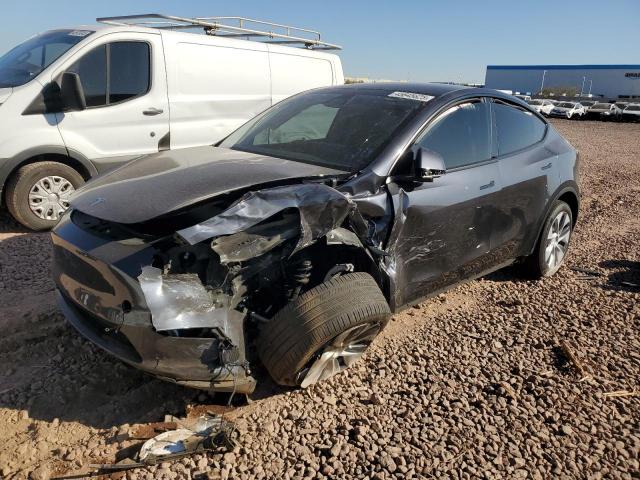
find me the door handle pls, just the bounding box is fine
[541,162,552,171]
[143,107,164,116]
[479,180,495,191]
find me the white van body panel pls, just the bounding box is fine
[162,31,344,149]
[0,79,65,161]
[163,32,272,150]
[268,44,342,103]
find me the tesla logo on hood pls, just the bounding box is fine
[89,197,106,207]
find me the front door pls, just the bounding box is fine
[384,98,503,309]
[55,32,169,171]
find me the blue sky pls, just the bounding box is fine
[1,0,638,83]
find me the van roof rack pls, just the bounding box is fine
[96,13,341,50]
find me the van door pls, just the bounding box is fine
[55,32,169,171]
[164,39,271,149]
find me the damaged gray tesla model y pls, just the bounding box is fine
[52,83,580,393]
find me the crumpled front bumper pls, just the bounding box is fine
[51,213,255,393]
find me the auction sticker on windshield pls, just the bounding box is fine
[388,91,434,102]
[68,30,92,37]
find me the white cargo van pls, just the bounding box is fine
[0,14,344,229]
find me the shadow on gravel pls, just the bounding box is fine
[599,259,640,292]
[0,209,29,235]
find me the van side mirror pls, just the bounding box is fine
[60,72,86,112]
[415,148,446,182]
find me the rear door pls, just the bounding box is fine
[489,99,557,262]
[385,98,503,308]
[55,32,169,170]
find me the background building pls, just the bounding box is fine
[485,65,640,100]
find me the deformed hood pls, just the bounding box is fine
[70,146,347,224]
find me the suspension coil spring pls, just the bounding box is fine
[287,259,312,299]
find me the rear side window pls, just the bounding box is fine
[416,100,491,169]
[493,102,546,156]
[66,41,150,108]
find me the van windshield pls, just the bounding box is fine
[221,91,429,172]
[0,29,94,88]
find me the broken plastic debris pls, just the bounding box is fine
[138,266,230,332]
[89,414,237,471]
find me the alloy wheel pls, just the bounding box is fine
[544,211,571,270]
[299,322,381,388]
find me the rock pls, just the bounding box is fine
[30,464,50,480]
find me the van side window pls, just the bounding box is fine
[493,101,546,156]
[416,100,491,170]
[66,41,150,108]
[67,45,106,107]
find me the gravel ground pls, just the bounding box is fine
[0,119,638,480]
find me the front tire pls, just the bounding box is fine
[522,200,573,278]
[258,272,391,387]
[5,161,84,231]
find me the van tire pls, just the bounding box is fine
[5,161,84,231]
[257,272,391,387]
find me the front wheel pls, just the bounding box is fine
[522,200,573,278]
[257,272,390,387]
[5,161,84,231]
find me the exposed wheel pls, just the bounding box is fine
[258,272,391,387]
[522,200,573,278]
[5,161,84,231]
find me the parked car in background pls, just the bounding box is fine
[52,83,580,392]
[0,14,344,230]
[548,102,586,119]
[527,99,555,116]
[585,103,622,121]
[622,104,640,122]
[580,100,597,111]
[514,94,532,102]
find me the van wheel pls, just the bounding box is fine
[522,200,573,278]
[258,272,390,387]
[5,162,84,231]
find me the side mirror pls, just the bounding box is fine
[59,72,86,112]
[415,148,446,182]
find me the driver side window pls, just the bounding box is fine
[415,100,492,170]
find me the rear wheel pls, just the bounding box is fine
[522,200,573,278]
[5,161,84,231]
[258,272,390,387]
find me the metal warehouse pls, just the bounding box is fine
[485,65,640,100]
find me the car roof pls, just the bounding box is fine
[333,82,470,97]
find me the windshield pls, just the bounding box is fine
[0,29,93,88]
[558,103,575,108]
[528,100,542,106]
[592,103,611,109]
[582,101,596,106]
[625,105,640,111]
[220,91,430,172]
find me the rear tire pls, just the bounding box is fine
[5,161,84,231]
[521,200,573,279]
[258,272,390,387]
